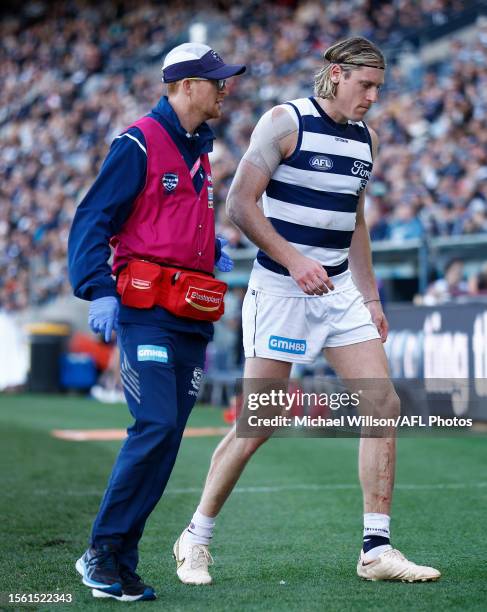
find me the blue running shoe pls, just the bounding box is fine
[92,567,156,601]
[75,545,122,596]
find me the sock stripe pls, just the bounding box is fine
[187,528,212,539]
[363,535,390,553]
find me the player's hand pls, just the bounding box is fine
[366,300,388,343]
[287,254,334,295]
[88,296,119,343]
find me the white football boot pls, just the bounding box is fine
[173,529,213,585]
[357,548,441,582]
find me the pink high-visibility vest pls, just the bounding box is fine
[111,116,215,274]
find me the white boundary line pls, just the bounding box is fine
[19,481,487,497]
[166,482,487,494]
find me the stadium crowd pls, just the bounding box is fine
[0,0,486,311]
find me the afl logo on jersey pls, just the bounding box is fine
[309,155,333,171]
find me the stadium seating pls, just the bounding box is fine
[1,0,486,311]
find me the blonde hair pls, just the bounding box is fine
[314,37,385,99]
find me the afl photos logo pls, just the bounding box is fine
[309,155,333,171]
[162,172,178,192]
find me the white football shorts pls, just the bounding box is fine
[242,270,380,364]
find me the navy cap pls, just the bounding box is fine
[162,43,246,83]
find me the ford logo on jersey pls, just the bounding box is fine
[269,335,307,354]
[351,160,371,179]
[162,172,179,192]
[309,155,333,171]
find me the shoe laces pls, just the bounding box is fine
[386,549,406,562]
[190,544,214,570]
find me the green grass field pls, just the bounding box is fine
[0,394,486,611]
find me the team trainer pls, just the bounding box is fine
[68,42,245,601]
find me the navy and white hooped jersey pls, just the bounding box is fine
[250,96,373,296]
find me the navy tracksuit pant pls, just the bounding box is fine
[90,322,207,571]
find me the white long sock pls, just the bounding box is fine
[363,512,390,539]
[363,513,392,561]
[185,507,215,545]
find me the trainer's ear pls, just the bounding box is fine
[181,79,193,97]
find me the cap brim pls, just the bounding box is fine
[201,64,246,79]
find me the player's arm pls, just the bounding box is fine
[348,127,388,342]
[226,106,334,295]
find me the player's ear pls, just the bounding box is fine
[329,63,341,84]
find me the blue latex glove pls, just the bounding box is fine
[215,236,234,272]
[88,296,119,342]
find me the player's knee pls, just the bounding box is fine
[380,389,401,419]
[240,435,269,459]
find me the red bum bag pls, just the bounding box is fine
[116,260,227,322]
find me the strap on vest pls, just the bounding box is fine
[190,156,202,178]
